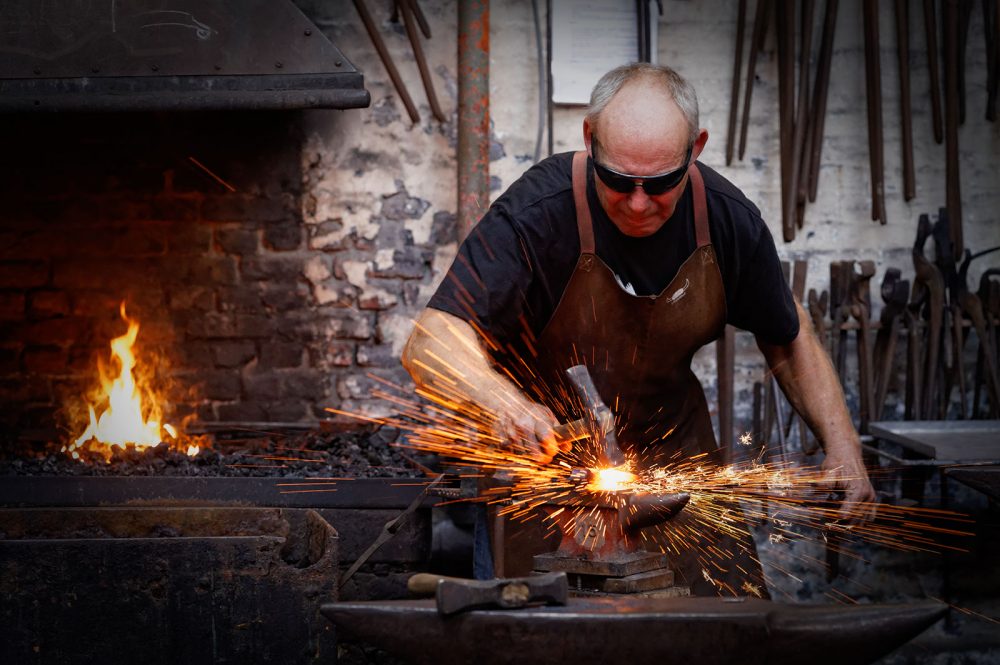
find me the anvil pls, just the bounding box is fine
[322,595,946,665]
[533,489,691,593]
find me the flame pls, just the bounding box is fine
[63,303,200,461]
[586,465,637,493]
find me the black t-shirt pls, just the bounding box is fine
[428,151,799,349]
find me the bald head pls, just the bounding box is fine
[592,78,691,171]
[585,64,700,145]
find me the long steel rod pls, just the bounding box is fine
[895,0,916,200]
[790,0,814,230]
[807,0,838,202]
[353,0,420,124]
[924,0,945,143]
[777,0,796,242]
[862,0,886,224]
[400,0,447,122]
[944,0,964,258]
[739,0,773,160]
[726,0,748,165]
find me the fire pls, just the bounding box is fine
[586,465,638,493]
[63,303,200,461]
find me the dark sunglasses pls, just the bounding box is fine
[591,137,692,196]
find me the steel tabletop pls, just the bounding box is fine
[868,420,1000,464]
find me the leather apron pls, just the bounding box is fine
[499,151,766,597]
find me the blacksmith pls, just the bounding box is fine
[403,63,874,594]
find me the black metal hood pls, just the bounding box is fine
[0,0,370,112]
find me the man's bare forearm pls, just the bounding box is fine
[402,308,527,413]
[757,302,859,457]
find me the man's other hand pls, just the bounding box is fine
[820,450,877,523]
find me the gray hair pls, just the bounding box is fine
[585,63,700,144]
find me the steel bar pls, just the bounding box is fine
[789,0,814,230]
[354,0,420,123]
[777,0,797,241]
[399,0,447,122]
[323,596,946,665]
[457,0,490,241]
[989,0,999,120]
[862,0,886,225]
[739,0,773,160]
[958,0,974,123]
[914,216,946,418]
[726,0,748,165]
[895,0,916,200]
[985,0,998,120]
[410,0,432,38]
[340,474,444,587]
[943,0,964,258]
[905,305,924,419]
[923,0,945,142]
[807,0,839,202]
[717,325,736,463]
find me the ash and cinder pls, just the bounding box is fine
[0,424,417,478]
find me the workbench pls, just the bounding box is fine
[867,420,1000,465]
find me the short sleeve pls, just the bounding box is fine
[427,208,534,343]
[727,224,800,345]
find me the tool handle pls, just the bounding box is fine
[408,573,465,596]
[552,418,589,446]
[565,365,606,413]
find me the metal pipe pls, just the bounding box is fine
[457,0,490,242]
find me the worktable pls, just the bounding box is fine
[867,420,1000,465]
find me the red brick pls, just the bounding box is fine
[23,346,69,374]
[0,261,49,289]
[28,291,70,319]
[0,292,25,320]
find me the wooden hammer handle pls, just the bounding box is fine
[408,573,463,595]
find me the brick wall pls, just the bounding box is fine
[0,111,385,436]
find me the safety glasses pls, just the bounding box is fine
[591,137,692,196]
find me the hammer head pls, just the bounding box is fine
[565,364,627,467]
[435,571,568,617]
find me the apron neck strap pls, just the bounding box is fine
[572,151,596,254]
[572,152,710,252]
[688,163,711,248]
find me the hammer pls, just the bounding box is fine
[408,572,568,617]
[565,365,627,468]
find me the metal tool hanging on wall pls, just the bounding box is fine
[353,0,446,124]
[727,0,995,242]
